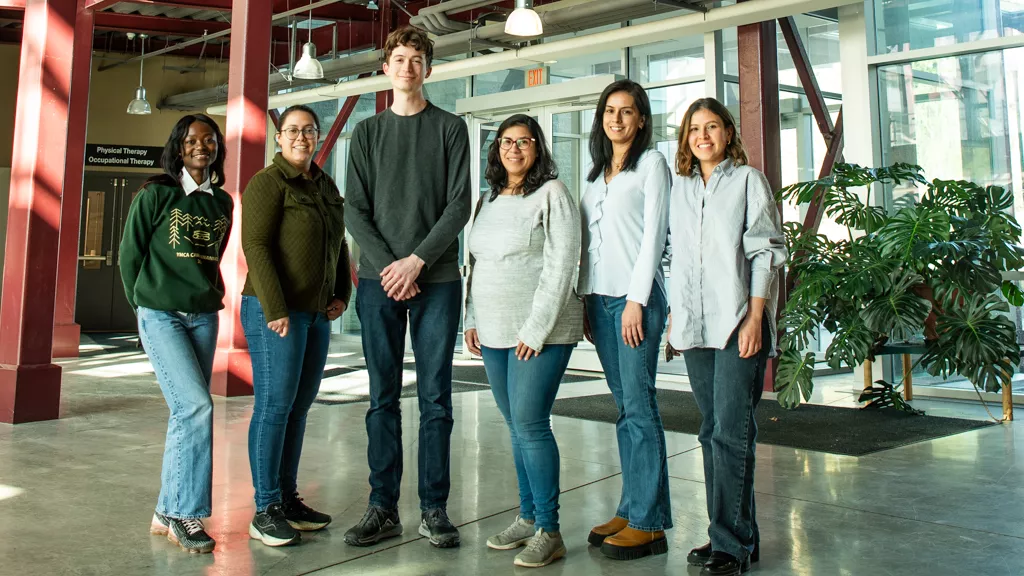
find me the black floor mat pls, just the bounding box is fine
[550,390,996,456]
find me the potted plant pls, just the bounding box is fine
[774,162,1024,410]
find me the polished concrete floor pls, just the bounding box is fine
[1,338,1022,576]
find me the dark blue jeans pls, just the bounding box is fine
[356,279,461,511]
[242,295,331,512]
[681,318,770,562]
[481,344,575,533]
[585,288,672,531]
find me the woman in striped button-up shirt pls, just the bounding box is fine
[668,97,787,576]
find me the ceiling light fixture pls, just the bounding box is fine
[366,0,379,10]
[505,0,543,37]
[293,1,325,80]
[127,33,152,115]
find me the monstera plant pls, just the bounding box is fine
[774,162,1024,410]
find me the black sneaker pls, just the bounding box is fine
[418,508,460,548]
[167,517,216,554]
[344,505,403,547]
[282,495,332,531]
[150,511,169,536]
[249,503,301,547]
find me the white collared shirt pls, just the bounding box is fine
[181,167,213,195]
[577,149,671,306]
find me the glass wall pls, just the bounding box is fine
[873,1,1024,390]
[875,0,1024,54]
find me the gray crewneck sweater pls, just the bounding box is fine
[464,179,584,351]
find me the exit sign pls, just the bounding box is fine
[527,67,546,87]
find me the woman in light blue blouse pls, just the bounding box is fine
[578,79,672,561]
[668,97,787,576]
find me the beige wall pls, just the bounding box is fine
[0,44,230,169]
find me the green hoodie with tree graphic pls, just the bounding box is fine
[119,178,234,313]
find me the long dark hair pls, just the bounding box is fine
[587,80,653,183]
[146,114,227,188]
[484,114,557,201]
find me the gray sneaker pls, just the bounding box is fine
[487,516,536,550]
[514,529,566,568]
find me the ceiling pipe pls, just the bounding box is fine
[98,0,347,72]
[203,0,852,115]
[165,0,689,109]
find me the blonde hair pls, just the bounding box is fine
[675,97,748,176]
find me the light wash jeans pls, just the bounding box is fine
[138,306,219,520]
[585,289,673,531]
[242,295,331,512]
[481,344,575,532]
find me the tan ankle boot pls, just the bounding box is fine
[587,517,628,547]
[600,527,668,561]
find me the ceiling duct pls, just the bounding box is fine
[161,0,705,111]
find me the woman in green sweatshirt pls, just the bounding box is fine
[118,113,233,554]
[241,104,351,547]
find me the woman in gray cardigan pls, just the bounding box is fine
[464,114,583,569]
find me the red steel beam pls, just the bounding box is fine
[315,78,369,167]
[213,0,272,397]
[737,12,782,392]
[53,2,95,359]
[778,16,836,145]
[798,108,843,237]
[268,108,280,130]
[0,0,79,423]
[84,0,117,9]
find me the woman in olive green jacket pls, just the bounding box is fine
[241,104,352,547]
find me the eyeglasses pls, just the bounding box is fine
[280,127,319,140]
[499,137,536,150]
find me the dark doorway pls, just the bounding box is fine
[75,173,151,332]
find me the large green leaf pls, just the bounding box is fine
[920,293,1020,392]
[824,189,888,233]
[860,271,932,339]
[1002,281,1024,307]
[874,206,950,262]
[776,347,816,409]
[921,179,973,212]
[824,315,875,370]
[779,303,825,352]
[841,239,897,298]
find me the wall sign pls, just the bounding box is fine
[527,67,546,87]
[85,144,163,168]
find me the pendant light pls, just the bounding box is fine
[505,0,543,37]
[366,0,379,9]
[127,33,152,115]
[293,1,324,80]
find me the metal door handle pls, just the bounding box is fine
[107,178,119,266]
[78,256,106,261]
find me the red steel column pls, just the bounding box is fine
[52,2,95,359]
[212,0,272,396]
[737,12,782,392]
[0,0,80,423]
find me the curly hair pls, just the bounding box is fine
[384,25,434,68]
[484,114,558,201]
[675,97,748,176]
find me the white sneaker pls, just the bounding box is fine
[486,515,536,550]
[514,528,566,568]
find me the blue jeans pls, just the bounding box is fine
[356,279,461,511]
[481,344,575,533]
[585,289,672,531]
[681,319,770,562]
[242,295,331,512]
[138,307,219,520]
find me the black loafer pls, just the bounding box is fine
[689,541,759,566]
[701,551,750,576]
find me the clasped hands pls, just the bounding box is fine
[381,255,425,301]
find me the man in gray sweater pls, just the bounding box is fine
[342,25,471,550]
